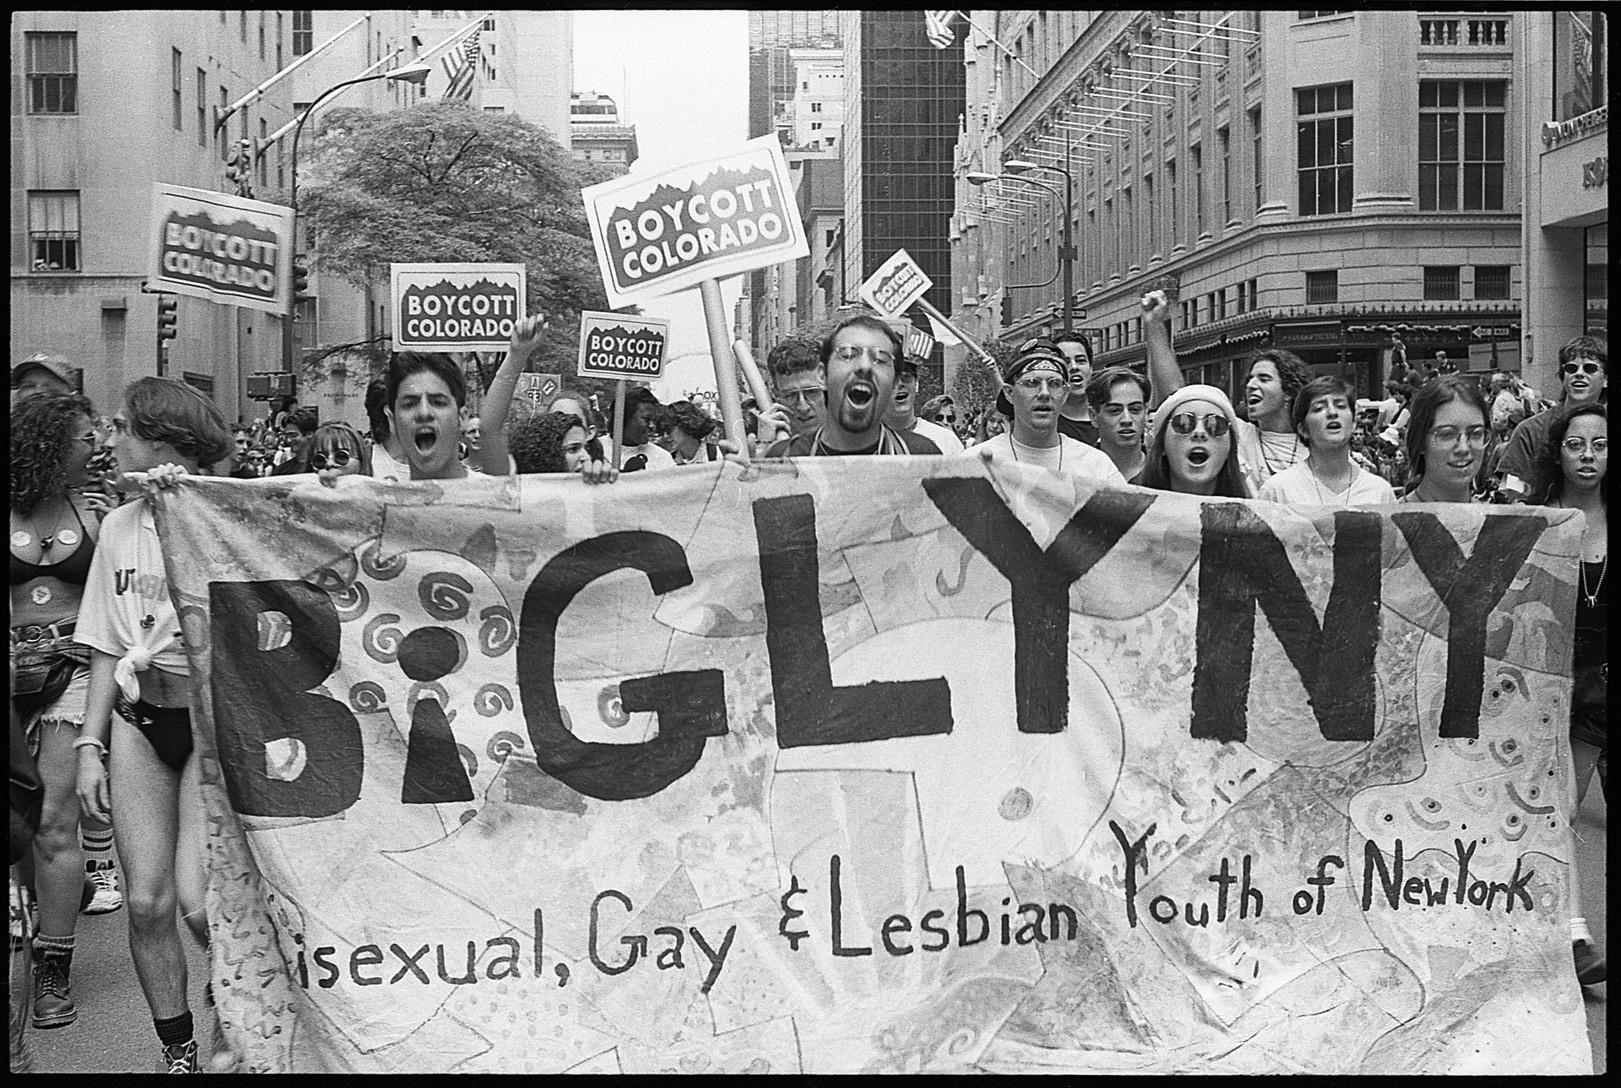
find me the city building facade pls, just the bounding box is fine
[950,9,1531,404]
[569,91,639,173]
[843,10,965,347]
[13,10,298,417]
[1519,9,1606,394]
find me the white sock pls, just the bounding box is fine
[1570,916,1593,945]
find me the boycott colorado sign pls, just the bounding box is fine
[582,136,808,307]
[858,249,933,320]
[147,464,1590,1073]
[150,184,294,315]
[391,264,527,351]
[576,311,670,381]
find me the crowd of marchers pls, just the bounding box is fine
[6,289,1608,1072]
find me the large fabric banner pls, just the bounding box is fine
[149,461,1592,1073]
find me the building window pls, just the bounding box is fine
[1191,143,1205,234]
[1214,287,1227,320]
[197,68,208,145]
[219,87,229,157]
[1474,264,1511,299]
[1297,82,1353,216]
[292,11,313,56]
[172,49,184,130]
[1555,11,1608,122]
[259,12,266,59]
[28,190,81,271]
[1306,270,1338,304]
[1419,81,1506,211]
[1218,125,1232,224]
[1424,266,1461,300]
[257,119,268,187]
[25,32,77,114]
[1166,158,1178,246]
[277,139,285,190]
[277,13,284,68]
[239,11,247,42]
[810,101,823,113]
[1249,106,1263,213]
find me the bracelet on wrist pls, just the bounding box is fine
[72,736,108,758]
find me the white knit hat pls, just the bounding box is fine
[1150,384,1241,445]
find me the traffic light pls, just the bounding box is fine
[157,296,178,341]
[293,256,310,300]
[1000,292,1013,328]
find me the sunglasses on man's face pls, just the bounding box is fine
[1167,412,1232,437]
[1561,361,1603,376]
[310,449,354,471]
[940,413,957,424]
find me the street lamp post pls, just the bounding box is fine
[968,150,1076,334]
[281,63,433,373]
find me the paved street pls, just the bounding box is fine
[15,779,1608,1074]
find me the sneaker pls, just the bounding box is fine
[82,861,124,915]
[1574,940,1607,986]
[162,1040,200,1074]
[31,955,77,1029]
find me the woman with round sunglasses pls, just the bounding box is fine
[1137,385,1250,498]
[306,422,371,487]
[1397,375,1492,504]
[1142,290,1311,495]
[1538,401,1608,987]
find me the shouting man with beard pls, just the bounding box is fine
[764,314,940,457]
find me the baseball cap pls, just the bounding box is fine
[12,353,74,389]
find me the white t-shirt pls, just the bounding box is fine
[910,417,965,454]
[75,500,191,698]
[954,433,1125,482]
[370,443,410,482]
[619,442,675,472]
[1257,461,1397,507]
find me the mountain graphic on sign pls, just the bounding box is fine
[401,276,519,300]
[161,210,280,270]
[603,163,781,249]
[591,323,667,349]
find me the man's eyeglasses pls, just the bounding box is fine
[1562,437,1609,455]
[1561,361,1603,376]
[832,344,896,369]
[310,449,354,471]
[1428,425,1488,447]
[940,413,957,424]
[1014,375,1066,393]
[1166,412,1232,437]
[780,388,825,407]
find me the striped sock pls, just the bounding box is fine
[33,931,74,965]
[82,821,115,867]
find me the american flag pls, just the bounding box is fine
[462,28,481,66]
[904,327,936,362]
[924,10,960,50]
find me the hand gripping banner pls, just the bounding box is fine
[147,461,1592,1073]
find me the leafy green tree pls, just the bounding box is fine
[299,102,618,388]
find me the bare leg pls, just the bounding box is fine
[30,718,84,941]
[109,714,189,1020]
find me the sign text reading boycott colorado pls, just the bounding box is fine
[576,311,670,381]
[582,136,808,307]
[391,264,527,352]
[152,464,1591,1074]
[150,184,294,315]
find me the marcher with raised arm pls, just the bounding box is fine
[763,314,941,457]
[477,315,617,484]
[1142,290,1311,495]
[1258,376,1396,507]
[1538,402,1608,987]
[953,338,1124,482]
[1136,385,1251,498]
[1399,375,1492,504]
[73,378,233,1073]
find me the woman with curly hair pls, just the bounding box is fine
[1538,402,1608,987]
[10,392,119,1034]
[508,411,600,475]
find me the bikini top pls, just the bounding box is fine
[9,500,95,587]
